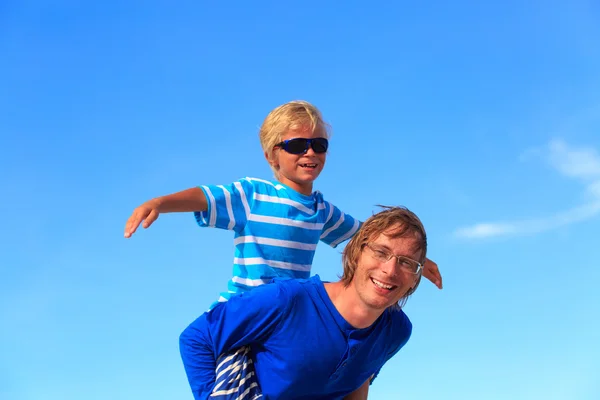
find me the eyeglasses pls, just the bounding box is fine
[274,137,329,154]
[364,243,422,275]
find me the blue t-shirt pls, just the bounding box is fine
[194,177,360,304]
[179,275,412,399]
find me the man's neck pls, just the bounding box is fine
[324,282,384,329]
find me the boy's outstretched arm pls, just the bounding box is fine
[124,187,207,238]
[423,258,443,289]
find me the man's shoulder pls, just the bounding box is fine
[266,275,324,302]
[221,277,307,316]
[381,308,412,344]
[270,275,320,293]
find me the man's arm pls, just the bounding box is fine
[179,281,293,399]
[124,187,207,237]
[343,377,370,400]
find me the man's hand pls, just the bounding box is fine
[124,199,162,238]
[423,258,443,289]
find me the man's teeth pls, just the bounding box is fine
[372,278,394,290]
[300,163,317,168]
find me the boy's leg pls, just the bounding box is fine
[210,346,263,399]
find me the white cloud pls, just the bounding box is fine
[454,223,517,239]
[455,139,600,239]
[546,139,600,180]
[587,180,600,199]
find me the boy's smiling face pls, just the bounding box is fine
[269,125,327,196]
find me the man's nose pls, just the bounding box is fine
[380,257,398,276]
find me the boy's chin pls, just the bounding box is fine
[298,176,320,185]
[297,169,322,180]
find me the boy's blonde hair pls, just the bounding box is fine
[259,100,331,178]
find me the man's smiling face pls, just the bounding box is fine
[350,228,423,311]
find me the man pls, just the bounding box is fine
[180,206,427,399]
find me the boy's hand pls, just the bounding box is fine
[124,199,162,238]
[123,187,207,238]
[423,258,443,289]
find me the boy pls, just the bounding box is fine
[124,101,442,398]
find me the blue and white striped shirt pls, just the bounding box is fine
[194,177,361,304]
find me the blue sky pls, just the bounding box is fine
[1,1,599,399]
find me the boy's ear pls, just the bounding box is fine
[265,150,279,170]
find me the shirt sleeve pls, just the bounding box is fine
[179,280,294,398]
[193,178,256,233]
[370,309,412,385]
[320,202,362,248]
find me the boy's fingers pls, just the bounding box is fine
[124,212,141,238]
[142,209,158,228]
[432,268,443,289]
[423,263,442,289]
[423,260,443,289]
[124,208,148,237]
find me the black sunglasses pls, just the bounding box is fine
[274,138,329,154]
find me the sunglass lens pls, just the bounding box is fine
[311,138,328,153]
[286,139,308,154]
